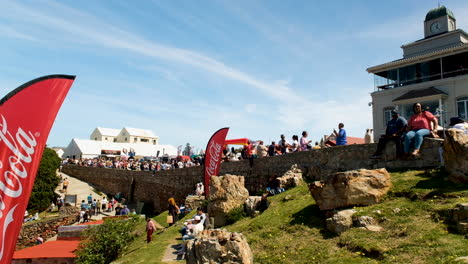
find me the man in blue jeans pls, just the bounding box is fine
[371,110,407,159]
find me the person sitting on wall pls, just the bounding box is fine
[404,102,439,158]
[449,116,468,134]
[267,141,276,156]
[266,176,285,196]
[370,109,407,159]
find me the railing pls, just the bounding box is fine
[374,68,468,91]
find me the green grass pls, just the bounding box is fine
[113,211,195,264]
[114,169,468,264]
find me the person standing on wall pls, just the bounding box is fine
[333,123,347,146]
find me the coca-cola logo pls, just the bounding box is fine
[0,114,37,260]
[206,141,222,177]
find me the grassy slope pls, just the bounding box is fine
[115,169,468,264]
[113,211,195,264]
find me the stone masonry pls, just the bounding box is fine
[63,139,442,214]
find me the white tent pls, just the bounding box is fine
[62,138,177,159]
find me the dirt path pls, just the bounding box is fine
[162,242,184,263]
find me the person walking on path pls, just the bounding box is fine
[62,178,69,194]
[168,198,180,226]
[87,194,93,204]
[146,217,156,243]
[333,123,347,146]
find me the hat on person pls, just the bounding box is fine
[449,117,465,126]
[391,109,399,116]
[194,216,201,221]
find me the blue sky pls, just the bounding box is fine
[1,0,468,151]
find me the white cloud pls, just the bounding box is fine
[244,104,256,113]
[0,24,38,41]
[1,0,374,146]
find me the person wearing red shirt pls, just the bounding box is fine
[404,102,438,157]
[146,217,156,243]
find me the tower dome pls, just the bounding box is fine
[425,5,455,21]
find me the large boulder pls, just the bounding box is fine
[244,196,262,217]
[208,175,249,227]
[186,229,253,264]
[443,128,468,183]
[277,164,303,189]
[326,209,356,234]
[309,168,392,210]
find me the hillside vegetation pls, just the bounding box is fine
[28,147,61,212]
[116,169,468,264]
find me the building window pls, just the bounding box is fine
[94,137,97,140]
[114,138,117,142]
[105,137,108,140]
[383,108,393,126]
[153,140,156,145]
[134,138,138,143]
[399,100,441,124]
[457,97,468,119]
[125,137,127,141]
[141,138,149,142]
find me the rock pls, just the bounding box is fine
[277,164,303,189]
[283,195,293,201]
[455,256,468,263]
[354,216,377,227]
[358,225,384,232]
[443,128,468,183]
[245,196,262,217]
[326,209,356,234]
[354,216,383,232]
[309,169,392,210]
[208,175,250,227]
[443,203,468,235]
[186,229,253,264]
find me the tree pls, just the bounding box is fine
[27,147,61,213]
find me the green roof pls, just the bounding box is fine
[425,6,455,21]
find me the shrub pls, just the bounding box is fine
[27,147,61,213]
[76,215,141,264]
[225,206,247,225]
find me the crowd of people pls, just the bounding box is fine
[64,157,203,171]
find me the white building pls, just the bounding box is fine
[367,6,468,136]
[90,127,159,145]
[62,138,177,160]
[90,127,120,142]
[64,126,172,159]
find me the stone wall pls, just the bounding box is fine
[17,214,78,249]
[62,139,442,214]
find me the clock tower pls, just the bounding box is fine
[424,6,456,38]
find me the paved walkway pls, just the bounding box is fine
[56,172,105,212]
[47,172,111,242]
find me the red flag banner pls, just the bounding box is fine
[204,127,229,197]
[0,75,75,264]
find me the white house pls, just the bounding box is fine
[62,138,177,160]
